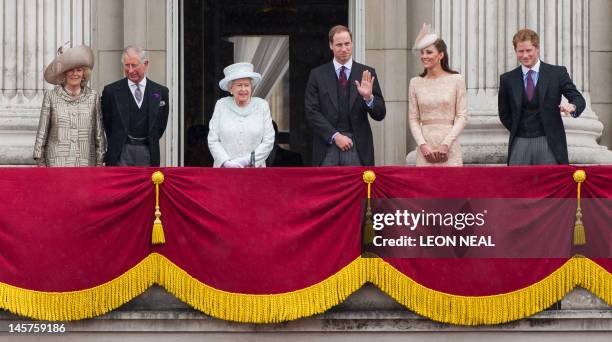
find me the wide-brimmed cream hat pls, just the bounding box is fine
[413,23,439,50]
[44,45,94,85]
[218,62,262,91]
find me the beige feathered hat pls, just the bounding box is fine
[44,45,94,85]
[413,23,439,50]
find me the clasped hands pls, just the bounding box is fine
[223,155,251,168]
[419,144,449,163]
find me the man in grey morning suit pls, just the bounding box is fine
[305,25,386,166]
[102,45,169,167]
[498,29,585,165]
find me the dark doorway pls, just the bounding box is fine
[183,0,349,166]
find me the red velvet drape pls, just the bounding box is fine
[0,166,609,296]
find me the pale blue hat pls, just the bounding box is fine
[218,62,262,91]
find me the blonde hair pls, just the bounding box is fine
[61,66,92,87]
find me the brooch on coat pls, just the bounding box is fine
[152,92,166,107]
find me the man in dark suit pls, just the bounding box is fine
[498,29,585,165]
[101,45,169,166]
[305,25,386,166]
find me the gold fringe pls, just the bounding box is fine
[0,255,609,324]
[579,258,612,306]
[0,255,157,321]
[157,254,371,323]
[370,257,598,325]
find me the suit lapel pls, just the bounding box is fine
[511,67,523,111]
[348,62,360,110]
[114,78,131,130]
[146,79,160,137]
[325,63,339,112]
[536,62,550,110]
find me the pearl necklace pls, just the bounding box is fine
[64,86,82,98]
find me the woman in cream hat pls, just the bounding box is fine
[208,62,275,167]
[34,45,106,166]
[408,24,469,166]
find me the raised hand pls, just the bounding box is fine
[354,69,375,100]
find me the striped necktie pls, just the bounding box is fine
[134,83,143,103]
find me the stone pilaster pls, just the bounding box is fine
[0,0,92,165]
[364,0,410,166]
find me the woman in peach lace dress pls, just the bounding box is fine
[408,24,468,166]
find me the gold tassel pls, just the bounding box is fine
[572,170,586,246]
[362,171,376,246]
[151,171,166,245]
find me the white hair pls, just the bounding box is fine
[230,78,253,88]
[121,45,148,64]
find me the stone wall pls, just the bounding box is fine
[1,286,610,340]
[92,0,170,165]
[591,0,612,149]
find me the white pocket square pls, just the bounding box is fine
[159,101,166,107]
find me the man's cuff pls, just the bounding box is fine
[329,132,339,145]
[364,96,374,108]
[569,104,578,118]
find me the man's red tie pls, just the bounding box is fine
[526,69,535,101]
[339,66,348,88]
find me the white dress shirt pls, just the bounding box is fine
[333,58,353,80]
[329,58,374,143]
[521,59,540,88]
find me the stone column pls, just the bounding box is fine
[122,0,171,165]
[364,0,410,166]
[406,0,612,164]
[0,0,91,165]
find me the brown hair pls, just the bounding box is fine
[419,39,459,77]
[512,29,540,49]
[328,25,352,43]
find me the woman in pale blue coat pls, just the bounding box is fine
[208,62,275,168]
